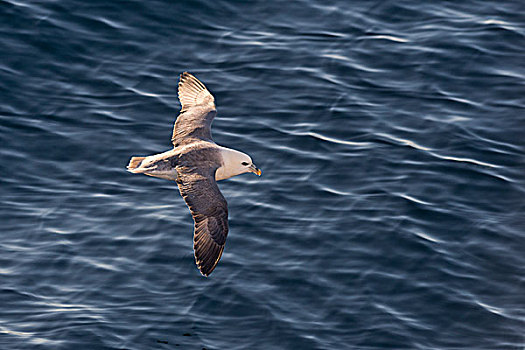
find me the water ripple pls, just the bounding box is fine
[1,0,524,349]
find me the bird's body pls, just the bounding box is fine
[127,72,260,276]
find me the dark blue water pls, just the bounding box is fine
[1,1,524,349]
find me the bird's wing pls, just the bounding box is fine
[175,165,228,276]
[172,72,217,147]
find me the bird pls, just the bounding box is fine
[127,72,261,276]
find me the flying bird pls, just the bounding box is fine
[127,72,261,276]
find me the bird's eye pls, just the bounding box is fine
[241,162,249,166]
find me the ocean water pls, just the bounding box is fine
[1,0,524,349]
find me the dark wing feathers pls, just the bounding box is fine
[172,72,217,146]
[172,73,228,276]
[175,166,228,277]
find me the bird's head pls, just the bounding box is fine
[237,153,262,177]
[217,148,262,180]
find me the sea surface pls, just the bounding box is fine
[1,1,524,349]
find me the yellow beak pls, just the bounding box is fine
[250,164,262,176]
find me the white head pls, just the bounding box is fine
[216,147,262,181]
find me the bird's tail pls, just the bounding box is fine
[127,156,146,172]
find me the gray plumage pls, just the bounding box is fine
[127,72,261,276]
[172,72,217,146]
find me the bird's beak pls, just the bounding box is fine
[250,164,262,176]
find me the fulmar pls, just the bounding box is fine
[127,72,261,276]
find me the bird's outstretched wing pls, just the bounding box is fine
[175,165,228,276]
[172,72,217,147]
